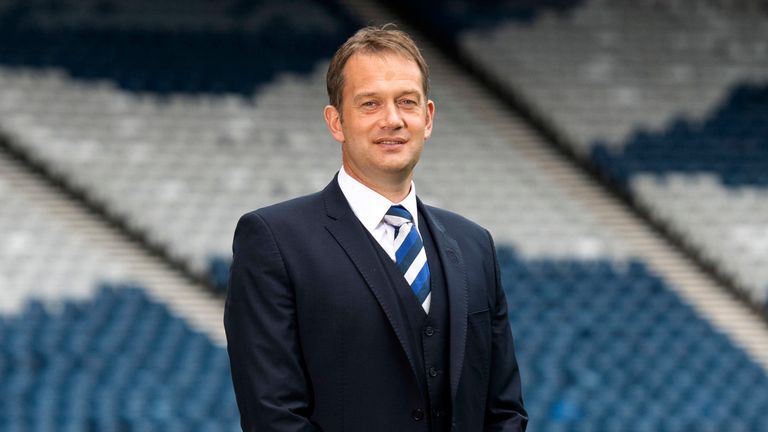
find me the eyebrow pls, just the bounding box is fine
[353,92,378,103]
[353,89,423,103]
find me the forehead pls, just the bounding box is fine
[342,52,423,96]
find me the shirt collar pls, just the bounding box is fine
[337,165,419,232]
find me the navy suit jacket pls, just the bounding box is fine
[225,175,527,431]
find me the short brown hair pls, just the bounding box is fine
[326,24,430,110]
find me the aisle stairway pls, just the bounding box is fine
[0,146,225,344]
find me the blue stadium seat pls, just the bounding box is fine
[0,1,357,95]
[495,246,768,431]
[591,84,768,188]
[0,285,240,431]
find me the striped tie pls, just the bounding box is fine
[383,205,430,309]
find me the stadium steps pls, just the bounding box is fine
[340,0,768,370]
[0,142,226,346]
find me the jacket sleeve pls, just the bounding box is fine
[224,212,321,432]
[484,231,528,432]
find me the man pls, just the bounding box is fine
[225,25,527,432]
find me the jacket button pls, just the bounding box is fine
[428,367,438,377]
[424,326,435,337]
[411,408,424,421]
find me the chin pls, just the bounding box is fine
[376,159,419,176]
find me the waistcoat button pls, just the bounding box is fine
[412,409,424,421]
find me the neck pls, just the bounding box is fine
[343,163,412,203]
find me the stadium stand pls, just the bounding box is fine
[0,286,239,432]
[388,0,768,308]
[0,0,630,287]
[498,246,768,431]
[0,0,354,94]
[0,153,238,431]
[595,84,768,305]
[0,155,127,314]
[1,0,768,430]
[0,0,357,278]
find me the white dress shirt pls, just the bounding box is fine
[337,166,431,312]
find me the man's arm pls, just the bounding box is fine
[224,212,321,432]
[484,231,528,432]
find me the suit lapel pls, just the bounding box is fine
[322,177,423,387]
[418,200,468,406]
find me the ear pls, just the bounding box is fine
[424,99,435,140]
[324,105,345,144]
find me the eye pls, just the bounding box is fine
[399,99,417,106]
[361,100,378,108]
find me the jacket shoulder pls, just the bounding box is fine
[239,190,325,227]
[424,204,489,238]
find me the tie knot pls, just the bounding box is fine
[383,205,413,228]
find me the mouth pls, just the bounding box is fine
[374,137,408,146]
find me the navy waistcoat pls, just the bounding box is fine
[368,213,452,432]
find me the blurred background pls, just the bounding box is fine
[1,0,767,430]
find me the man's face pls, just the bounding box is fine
[324,52,435,188]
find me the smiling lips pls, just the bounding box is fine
[374,137,408,146]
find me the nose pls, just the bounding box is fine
[379,101,404,130]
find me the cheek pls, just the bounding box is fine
[345,118,375,138]
[405,112,428,129]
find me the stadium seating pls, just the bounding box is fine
[0,162,238,430]
[0,0,630,286]
[0,0,357,276]
[0,160,126,314]
[390,0,768,306]
[499,246,768,431]
[0,0,354,95]
[2,0,768,430]
[592,84,768,187]
[0,285,240,432]
[594,84,768,303]
[6,248,767,432]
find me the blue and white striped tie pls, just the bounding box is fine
[383,205,430,311]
